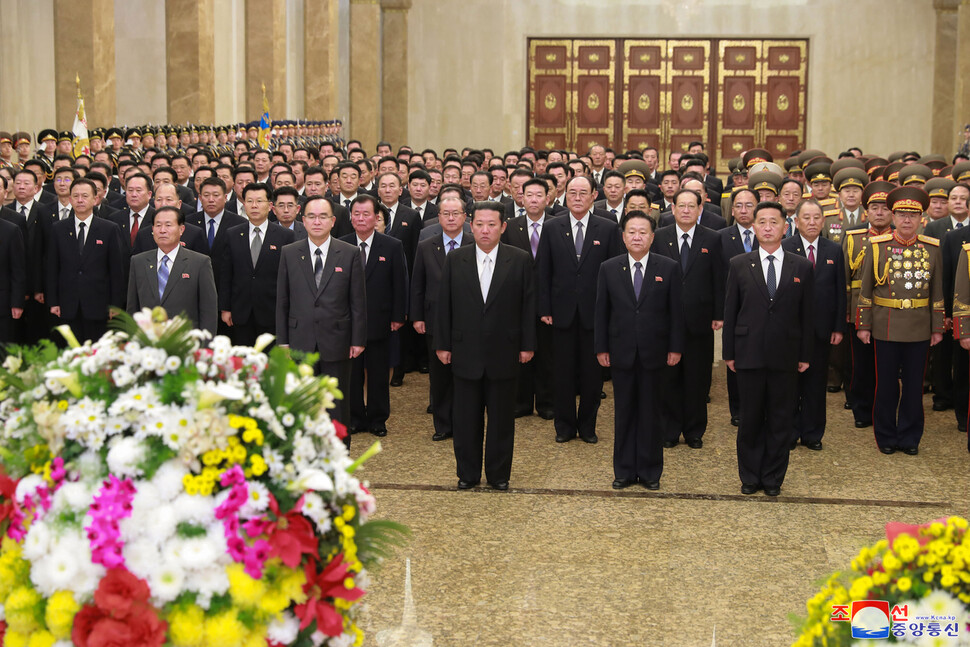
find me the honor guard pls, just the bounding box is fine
[784,156,805,184]
[856,186,944,455]
[0,132,15,169]
[36,129,57,164]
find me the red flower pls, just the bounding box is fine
[294,553,365,636]
[73,569,167,647]
[250,495,319,569]
[332,419,348,440]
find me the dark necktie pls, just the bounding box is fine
[530,222,540,258]
[446,240,456,255]
[807,244,815,268]
[957,221,965,229]
[610,208,617,222]
[633,261,643,300]
[680,233,690,271]
[766,254,777,300]
[574,221,584,258]
[20,205,27,223]
[518,207,525,218]
[416,205,423,220]
[743,229,752,253]
[207,218,216,249]
[786,218,794,238]
[131,211,140,245]
[77,221,86,254]
[344,199,351,209]
[359,241,367,265]
[313,249,323,288]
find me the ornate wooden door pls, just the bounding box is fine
[620,39,665,155]
[665,40,713,166]
[572,40,616,153]
[528,39,572,151]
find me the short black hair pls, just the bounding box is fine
[470,200,506,222]
[200,176,227,193]
[672,188,701,207]
[273,185,300,202]
[620,209,656,232]
[126,172,154,192]
[659,169,680,181]
[522,178,549,195]
[69,177,98,195]
[241,181,270,200]
[408,169,432,184]
[154,205,185,226]
[754,201,785,220]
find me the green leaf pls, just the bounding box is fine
[176,522,208,538]
[355,519,411,569]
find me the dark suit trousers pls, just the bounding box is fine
[426,336,454,437]
[873,340,929,451]
[21,299,49,344]
[0,315,13,346]
[318,358,352,449]
[229,316,273,348]
[736,368,797,488]
[827,335,851,400]
[662,331,713,442]
[350,337,391,430]
[60,317,107,344]
[515,319,553,413]
[552,320,602,439]
[953,343,968,429]
[849,324,875,425]
[931,334,954,408]
[612,361,663,483]
[796,337,831,443]
[726,367,740,418]
[453,374,516,484]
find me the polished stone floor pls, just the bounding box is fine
[349,361,969,647]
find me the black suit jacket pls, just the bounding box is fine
[276,238,367,361]
[923,217,956,242]
[414,202,439,224]
[4,203,43,295]
[383,203,422,270]
[186,211,248,290]
[502,215,545,267]
[723,250,814,371]
[434,243,536,381]
[719,224,760,267]
[410,234,472,338]
[651,224,726,335]
[659,207,727,230]
[537,214,624,329]
[594,253,685,370]
[339,232,408,340]
[0,219,26,313]
[782,236,846,339]
[106,207,155,253]
[46,217,125,320]
[219,222,296,327]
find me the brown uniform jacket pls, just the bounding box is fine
[857,232,944,342]
[842,226,879,322]
[952,242,970,339]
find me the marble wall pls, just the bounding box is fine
[406,0,938,157]
[0,0,56,136]
[115,0,167,127]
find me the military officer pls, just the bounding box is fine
[856,186,944,455]
[784,157,805,185]
[748,169,782,204]
[950,238,970,452]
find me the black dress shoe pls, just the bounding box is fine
[612,478,636,489]
[514,408,532,418]
[426,404,433,414]
[348,427,361,435]
[826,385,841,393]
[879,445,896,455]
[457,480,478,489]
[662,440,677,448]
[418,363,429,374]
[431,431,452,441]
[803,440,823,451]
[900,446,919,455]
[855,420,872,428]
[741,483,759,495]
[932,401,951,411]
[706,395,711,403]
[600,390,607,399]
[537,409,555,420]
[843,402,853,410]
[580,434,598,444]
[643,480,660,490]
[730,416,740,427]
[555,433,575,443]
[959,422,967,432]
[686,438,703,449]
[490,481,509,491]
[789,440,797,451]
[763,486,781,497]
[370,427,388,437]
[390,377,403,387]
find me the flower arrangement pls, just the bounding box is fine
[0,308,405,647]
[792,516,970,646]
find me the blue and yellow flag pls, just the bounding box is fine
[258,83,271,149]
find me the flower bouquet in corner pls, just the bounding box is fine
[0,307,406,647]
[791,516,969,646]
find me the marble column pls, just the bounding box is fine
[305,0,340,121]
[165,0,216,125]
[245,0,287,126]
[53,0,116,130]
[955,0,970,155]
[350,0,381,150]
[381,0,411,148]
[933,0,959,154]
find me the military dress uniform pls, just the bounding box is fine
[949,242,970,452]
[857,187,944,454]
[842,181,895,428]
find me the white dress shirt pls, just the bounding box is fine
[56,200,72,220]
[476,245,498,281]
[156,242,180,268]
[250,220,267,246]
[629,253,648,289]
[130,205,149,230]
[384,202,398,231]
[800,234,820,260]
[204,210,224,233]
[759,246,785,285]
[341,192,358,208]
[355,231,375,264]
[309,236,332,264]
[74,214,93,240]
[951,215,968,230]
[675,223,697,249]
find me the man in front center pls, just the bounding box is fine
[724,201,814,497]
[435,201,536,491]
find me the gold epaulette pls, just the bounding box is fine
[918,234,940,246]
[847,228,867,236]
[823,209,840,217]
[721,191,732,199]
[870,233,893,243]
[801,191,811,199]
[963,242,970,251]
[818,198,837,206]
[651,203,661,211]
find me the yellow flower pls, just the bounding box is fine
[872,571,890,586]
[257,587,290,616]
[896,576,912,592]
[249,454,267,476]
[204,610,246,647]
[168,605,206,647]
[4,586,43,633]
[882,554,902,572]
[227,563,267,608]
[4,631,28,647]
[26,631,55,647]
[243,632,268,647]
[45,590,80,639]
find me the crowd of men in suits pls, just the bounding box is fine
[1,131,969,495]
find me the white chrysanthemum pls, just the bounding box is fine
[240,481,270,517]
[124,538,162,580]
[151,460,190,502]
[178,535,222,570]
[106,436,147,477]
[15,474,45,505]
[32,531,89,595]
[111,363,136,387]
[54,482,93,511]
[149,562,186,603]
[300,492,330,531]
[76,450,104,481]
[171,493,216,524]
[267,612,300,644]
[192,564,229,601]
[164,355,181,372]
[326,632,354,647]
[281,412,295,427]
[21,521,51,561]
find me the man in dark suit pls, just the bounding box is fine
[126,206,217,334]
[435,201,536,490]
[271,186,307,239]
[719,188,759,426]
[595,210,685,490]
[782,199,846,450]
[131,183,208,255]
[306,166,353,238]
[0,216,25,344]
[220,183,296,346]
[651,188,725,448]
[46,178,126,342]
[105,172,154,254]
[277,196,366,436]
[537,175,623,443]
[340,194,408,437]
[406,170,438,223]
[411,195,471,441]
[658,179,727,230]
[8,169,48,343]
[940,182,970,432]
[724,201,814,496]
[502,178,555,419]
[38,166,76,226]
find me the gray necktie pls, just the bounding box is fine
[743,229,752,253]
[574,221,584,258]
[633,261,643,300]
[766,255,777,299]
[250,227,262,266]
[313,249,323,288]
